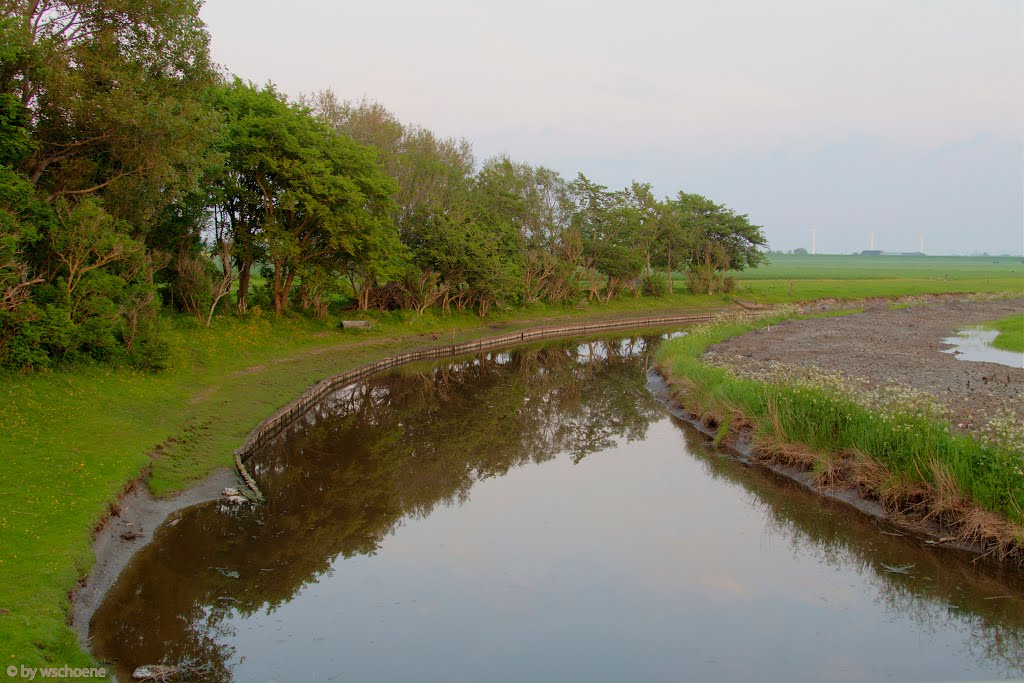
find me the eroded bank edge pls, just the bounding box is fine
[646,371,983,556]
[652,311,1024,566]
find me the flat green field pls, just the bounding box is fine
[722,254,1024,302]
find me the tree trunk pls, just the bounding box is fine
[666,252,673,294]
[284,271,296,310]
[236,257,251,314]
[272,260,287,315]
[356,276,373,311]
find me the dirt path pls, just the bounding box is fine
[708,299,1023,435]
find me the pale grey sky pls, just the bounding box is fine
[201,0,1023,255]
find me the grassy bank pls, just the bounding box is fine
[0,291,734,672]
[983,313,1024,352]
[655,311,1024,561]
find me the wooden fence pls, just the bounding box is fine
[234,310,727,471]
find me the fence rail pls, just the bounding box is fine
[234,310,727,468]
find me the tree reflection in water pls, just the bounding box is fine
[90,334,1024,681]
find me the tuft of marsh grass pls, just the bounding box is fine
[982,313,1024,353]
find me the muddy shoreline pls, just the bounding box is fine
[710,298,1023,435]
[71,468,238,648]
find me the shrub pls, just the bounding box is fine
[129,325,173,371]
[686,265,736,295]
[173,252,214,318]
[641,274,669,297]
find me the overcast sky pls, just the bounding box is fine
[200,0,1023,255]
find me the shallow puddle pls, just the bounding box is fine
[91,332,1024,682]
[942,328,1024,368]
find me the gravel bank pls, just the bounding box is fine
[708,299,1023,435]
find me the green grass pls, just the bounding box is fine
[982,314,1024,353]
[655,314,1024,529]
[719,254,1024,303]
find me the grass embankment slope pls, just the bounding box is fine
[656,309,1024,562]
[726,253,1023,302]
[1,254,1022,674]
[0,292,732,671]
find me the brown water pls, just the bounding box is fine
[91,333,1024,682]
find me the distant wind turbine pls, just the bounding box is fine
[810,227,816,255]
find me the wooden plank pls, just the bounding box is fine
[234,308,736,462]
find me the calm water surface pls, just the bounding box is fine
[942,328,1024,369]
[92,333,1024,682]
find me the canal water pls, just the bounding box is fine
[91,332,1024,682]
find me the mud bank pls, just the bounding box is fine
[710,298,1023,434]
[71,468,238,647]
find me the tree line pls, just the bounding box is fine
[0,0,766,371]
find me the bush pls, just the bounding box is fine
[686,265,736,295]
[0,305,48,369]
[173,252,214,318]
[129,326,172,371]
[0,304,76,369]
[248,284,274,312]
[75,316,119,362]
[641,274,669,297]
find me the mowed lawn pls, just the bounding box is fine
[723,254,1024,302]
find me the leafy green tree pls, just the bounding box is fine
[1,21,45,363]
[0,2,216,368]
[4,0,218,225]
[415,186,524,317]
[212,81,399,315]
[310,93,474,247]
[48,197,146,320]
[651,201,693,294]
[569,174,646,301]
[624,181,664,279]
[474,157,580,304]
[670,192,766,272]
